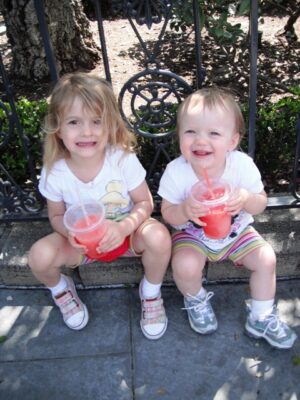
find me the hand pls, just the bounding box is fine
[96,220,127,253]
[225,188,249,216]
[182,195,209,226]
[67,232,87,254]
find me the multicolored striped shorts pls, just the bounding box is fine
[172,225,267,264]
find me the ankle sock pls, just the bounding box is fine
[196,287,207,300]
[250,299,274,321]
[48,275,68,297]
[142,276,162,299]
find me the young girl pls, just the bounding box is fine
[158,87,297,349]
[28,72,171,340]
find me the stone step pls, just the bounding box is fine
[0,208,299,287]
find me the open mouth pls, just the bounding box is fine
[192,150,212,157]
[76,141,97,147]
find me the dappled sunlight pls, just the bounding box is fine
[0,306,23,336]
[116,369,131,393]
[0,303,54,355]
[278,297,300,327]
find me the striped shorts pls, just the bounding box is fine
[172,225,267,264]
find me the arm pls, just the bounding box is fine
[98,180,153,252]
[225,188,267,216]
[47,199,86,252]
[47,199,68,237]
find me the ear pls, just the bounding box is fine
[229,132,240,151]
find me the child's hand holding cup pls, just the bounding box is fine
[63,201,107,259]
[190,178,232,239]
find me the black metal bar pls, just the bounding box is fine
[290,117,300,200]
[33,0,58,82]
[93,0,112,83]
[193,0,204,89]
[248,0,258,159]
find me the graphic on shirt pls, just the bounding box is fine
[100,180,130,220]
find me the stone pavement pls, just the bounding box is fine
[0,279,300,400]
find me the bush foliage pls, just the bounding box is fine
[1,93,299,193]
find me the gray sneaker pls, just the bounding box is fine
[183,291,218,334]
[245,305,297,349]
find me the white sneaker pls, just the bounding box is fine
[53,275,89,330]
[139,279,168,340]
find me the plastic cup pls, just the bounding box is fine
[190,178,232,239]
[63,202,107,259]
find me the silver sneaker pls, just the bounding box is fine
[183,291,218,334]
[245,304,297,349]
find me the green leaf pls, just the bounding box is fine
[237,0,250,16]
[292,356,300,366]
[0,336,7,343]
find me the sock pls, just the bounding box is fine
[195,287,207,299]
[250,299,274,321]
[142,276,162,299]
[48,275,68,297]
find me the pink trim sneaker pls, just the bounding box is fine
[139,280,168,340]
[53,275,89,330]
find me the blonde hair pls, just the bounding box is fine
[43,72,136,172]
[177,86,245,145]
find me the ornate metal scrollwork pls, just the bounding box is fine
[0,166,44,220]
[112,0,172,28]
[119,69,192,139]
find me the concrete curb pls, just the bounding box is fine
[0,208,299,287]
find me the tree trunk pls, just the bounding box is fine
[0,0,100,80]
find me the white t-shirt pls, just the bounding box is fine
[158,150,264,250]
[39,147,146,221]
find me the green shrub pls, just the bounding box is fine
[0,98,47,184]
[1,94,299,193]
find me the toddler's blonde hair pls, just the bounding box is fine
[43,72,136,172]
[177,86,245,146]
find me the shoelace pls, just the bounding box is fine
[182,291,215,314]
[262,312,287,337]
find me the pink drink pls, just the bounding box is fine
[74,214,107,258]
[191,179,232,239]
[63,202,106,258]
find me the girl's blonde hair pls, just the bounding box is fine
[43,72,136,172]
[176,86,245,145]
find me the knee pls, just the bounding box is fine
[28,237,57,272]
[143,222,172,252]
[172,251,205,281]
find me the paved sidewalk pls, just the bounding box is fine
[0,280,299,400]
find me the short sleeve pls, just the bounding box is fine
[158,164,185,204]
[38,167,64,202]
[121,152,146,192]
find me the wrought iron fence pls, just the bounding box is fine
[0,0,299,222]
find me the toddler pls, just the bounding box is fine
[158,87,297,349]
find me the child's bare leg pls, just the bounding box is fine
[28,233,88,330]
[172,248,206,296]
[172,248,217,334]
[239,244,276,300]
[132,219,171,340]
[132,220,171,284]
[28,232,80,287]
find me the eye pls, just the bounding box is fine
[184,129,196,135]
[94,118,102,125]
[210,131,221,136]
[68,119,79,125]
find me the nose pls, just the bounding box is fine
[81,122,93,136]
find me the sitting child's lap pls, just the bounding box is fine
[172,226,267,264]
